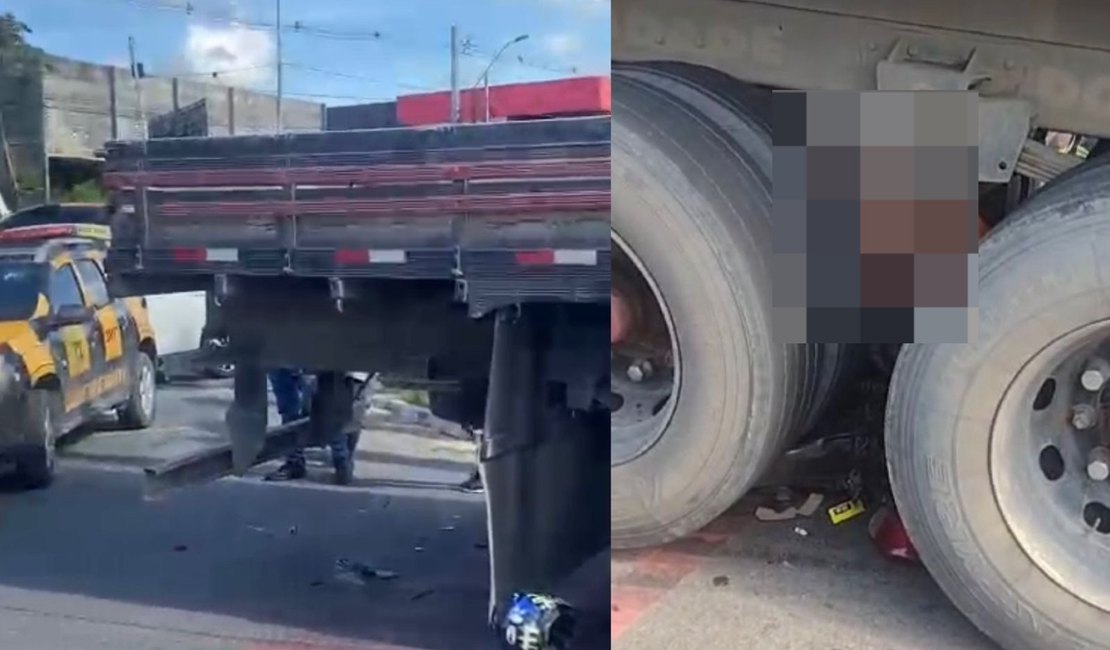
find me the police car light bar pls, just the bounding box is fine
[0,223,112,243]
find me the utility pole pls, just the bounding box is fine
[450,24,460,124]
[128,36,147,140]
[275,0,283,133]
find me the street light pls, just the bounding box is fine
[474,34,529,122]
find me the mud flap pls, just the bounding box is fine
[480,306,609,630]
[225,359,269,474]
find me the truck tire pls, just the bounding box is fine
[886,158,1110,650]
[611,63,849,548]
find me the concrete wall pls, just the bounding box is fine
[326,101,400,131]
[40,54,325,158]
[0,64,47,206]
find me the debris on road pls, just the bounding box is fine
[711,575,730,587]
[827,498,867,525]
[334,558,400,585]
[440,525,456,532]
[793,526,809,538]
[755,490,825,521]
[411,589,435,601]
[172,544,188,552]
[288,525,298,536]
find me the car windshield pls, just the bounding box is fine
[0,262,45,321]
[3,204,107,228]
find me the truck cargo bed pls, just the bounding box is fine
[102,117,610,313]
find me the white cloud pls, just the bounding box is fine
[183,23,276,88]
[541,32,585,59]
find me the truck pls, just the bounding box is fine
[100,77,611,648]
[612,2,1109,649]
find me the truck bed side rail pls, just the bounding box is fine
[103,117,610,310]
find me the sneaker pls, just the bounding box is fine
[333,457,354,486]
[264,462,307,481]
[459,470,483,493]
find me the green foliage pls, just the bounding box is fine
[0,12,41,77]
[57,180,106,204]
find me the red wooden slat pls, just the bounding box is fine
[155,191,611,218]
[102,158,610,189]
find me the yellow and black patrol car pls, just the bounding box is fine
[0,213,158,489]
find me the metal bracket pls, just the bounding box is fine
[877,42,991,91]
[978,98,1034,183]
[876,43,1032,183]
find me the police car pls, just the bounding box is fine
[0,218,158,488]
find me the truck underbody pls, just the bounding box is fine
[103,116,611,644]
[614,2,1110,650]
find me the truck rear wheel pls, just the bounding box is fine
[886,159,1110,650]
[611,63,848,548]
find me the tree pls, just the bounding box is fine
[0,12,31,51]
[0,12,41,76]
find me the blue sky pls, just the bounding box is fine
[5,0,610,105]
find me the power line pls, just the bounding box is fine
[104,0,584,76]
[282,91,391,102]
[155,64,276,79]
[282,63,435,91]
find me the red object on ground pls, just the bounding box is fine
[396,76,611,126]
[868,505,920,563]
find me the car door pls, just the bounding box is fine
[46,263,94,414]
[72,258,130,405]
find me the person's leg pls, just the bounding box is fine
[329,432,354,485]
[460,427,483,493]
[265,369,307,481]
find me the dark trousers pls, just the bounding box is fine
[268,369,351,467]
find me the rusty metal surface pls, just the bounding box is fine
[614,0,1110,137]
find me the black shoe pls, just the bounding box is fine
[265,462,307,481]
[460,470,483,493]
[333,457,354,486]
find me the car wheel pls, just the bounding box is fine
[118,352,157,429]
[18,390,60,490]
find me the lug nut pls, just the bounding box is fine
[626,360,653,383]
[1072,404,1098,430]
[1087,447,1110,481]
[1081,358,1110,391]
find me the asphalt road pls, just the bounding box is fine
[0,378,508,650]
[611,496,1001,650]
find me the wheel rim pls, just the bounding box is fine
[611,232,681,466]
[139,359,155,417]
[992,320,1110,612]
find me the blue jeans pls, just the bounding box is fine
[268,369,351,467]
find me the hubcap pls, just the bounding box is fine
[611,232,680,466]
[992,321,1110,612]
